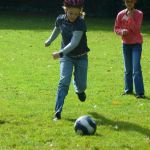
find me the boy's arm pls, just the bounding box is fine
[52,31,83,59]
[45,27,60,46]
[60,31,83,55]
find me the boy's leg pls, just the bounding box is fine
[122,44,133,93]
[54,57,73,119]
[132,44,144,96]
[73,55,88,101]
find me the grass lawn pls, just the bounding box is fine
[0,12,150,150]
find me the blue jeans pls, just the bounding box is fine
[55,55,88,115]
[122,43,144,95]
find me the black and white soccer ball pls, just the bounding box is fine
[74,115,97,135]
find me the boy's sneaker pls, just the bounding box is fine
[136,94,145,99]
[122,91,133,96]
[76,92,86,102]
[53,113,61,121]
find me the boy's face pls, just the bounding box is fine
[125,0,136,10]
[66,7,81,22]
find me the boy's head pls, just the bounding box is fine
[63,0,85,22]
[64,0,84,9]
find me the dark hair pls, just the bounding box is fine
[64,0,84,8]
[124,0,137,3]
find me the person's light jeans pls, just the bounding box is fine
[55,55,88,115]
[122,43,144,95]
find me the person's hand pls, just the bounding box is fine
[52,52,60,60]
[45,40,50,47]
[122,29,128,36]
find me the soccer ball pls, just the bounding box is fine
[74,115,96,135]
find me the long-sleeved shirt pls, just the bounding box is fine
[45,27,84,55]
[46,14,90,57]
[114,9,143,44]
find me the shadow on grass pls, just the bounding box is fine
[144,96,150,100]
[88,112,150,137]
[0,13,114,32]
[131,95,150,100]
[0,120,9,125]
[0,12,150,34]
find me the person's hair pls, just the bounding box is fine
[63,6,85,18]
[63,0,85,18]
[124,0,137,3]
[64,0,84,8]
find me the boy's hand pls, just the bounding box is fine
[52,52,60,60]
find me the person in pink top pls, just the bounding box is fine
[114,0,145,98]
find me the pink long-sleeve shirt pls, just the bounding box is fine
[114,9,143,44]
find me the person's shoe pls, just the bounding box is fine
[76,92,86,102]
[122,91,133,96]
[136,94,145,99]
[53,113,61,121]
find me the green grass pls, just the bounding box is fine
[0,12,150,150]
